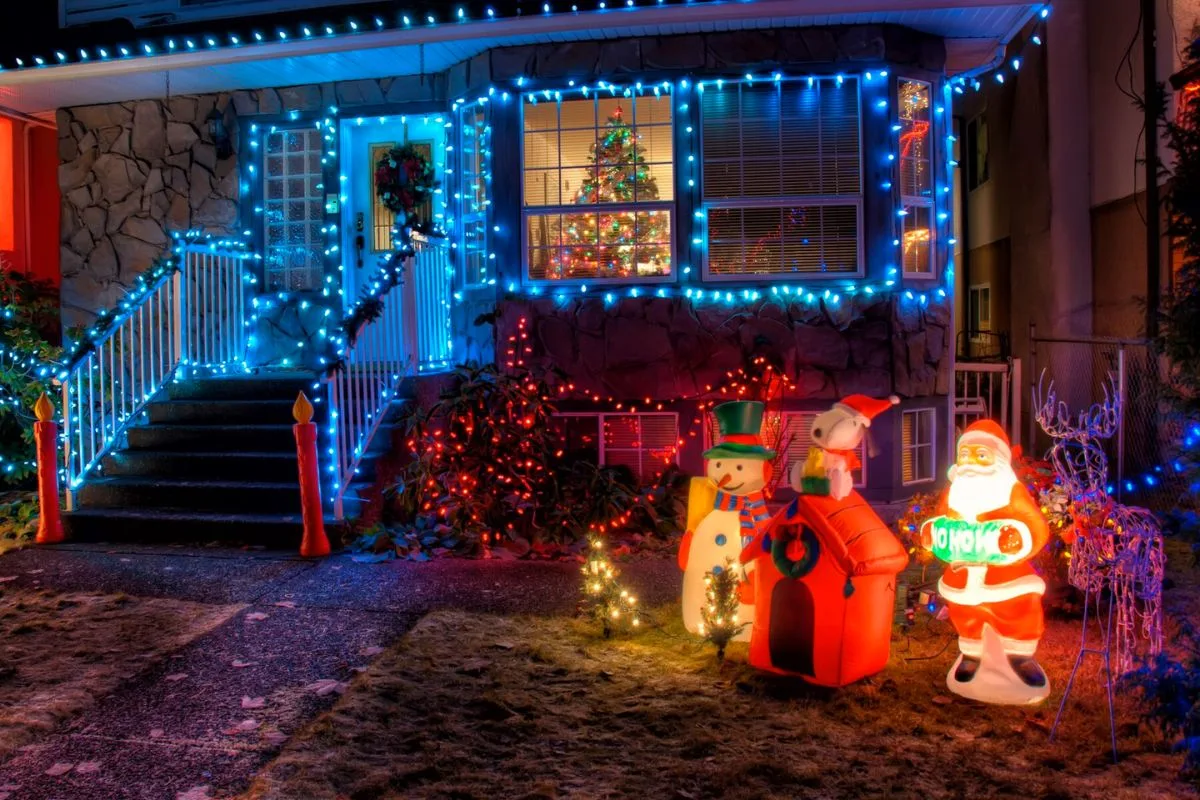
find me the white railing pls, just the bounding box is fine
[408,239,454,371]
[953,358,1023,447]
[328,238,452,518]
[61,240,253,506]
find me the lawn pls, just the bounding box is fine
[0,588,240,759]
[240,561,1198,800]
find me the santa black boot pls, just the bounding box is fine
[1007,655,1048,688]
[954,654,982,683]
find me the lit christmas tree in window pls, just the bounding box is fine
[550,105,671,280]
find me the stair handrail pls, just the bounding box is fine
[326,236,450,518]
[60,233,257,508]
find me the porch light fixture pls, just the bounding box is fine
[207,107,233,160]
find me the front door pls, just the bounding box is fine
[339,115,443,310]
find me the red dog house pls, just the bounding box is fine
[739,490,909,686]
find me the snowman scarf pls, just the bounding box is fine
[714,490,771,539]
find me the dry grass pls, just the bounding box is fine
[0,589,240,758]
[240,592,1197,799]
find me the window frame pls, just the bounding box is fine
[966,112,990,192]
[699,76,865,282]
[457,102,492,288]
[897,77,936,278]
[551,411,680,482]
[968,283,991,341]
[901,408,937,486]
[520,94,677,286]
[261,124,329,293]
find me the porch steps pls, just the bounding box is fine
[63,374,401,548]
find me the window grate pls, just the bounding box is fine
[263,128,325,291]
[704,410,866,490]
[551,412,679,483]
[701,78,862,279]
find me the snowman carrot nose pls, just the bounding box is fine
[718,474,732,487]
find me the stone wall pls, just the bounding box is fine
[495,295,950,403]
[57,95,238,327]
[56,74,446,330]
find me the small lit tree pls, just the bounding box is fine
[698,559,745,662]
[580,536,641,638]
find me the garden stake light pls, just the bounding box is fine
[294,391,330,558]
[33,392,62,544]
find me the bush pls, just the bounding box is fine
[0,260,60,487]
[1129,645,1200,777]
[379,363,687,558]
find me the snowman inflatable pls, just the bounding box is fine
[678,401,775,641]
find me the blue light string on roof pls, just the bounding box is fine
[15,0,735,73]
[949,4,1051,94]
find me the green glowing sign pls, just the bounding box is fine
[928,517,1012,565]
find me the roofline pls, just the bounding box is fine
[1,0,1044,87]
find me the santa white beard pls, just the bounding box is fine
[946,462,1019,521]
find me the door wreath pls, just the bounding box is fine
[375,143,439,228]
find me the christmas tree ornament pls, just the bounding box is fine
[920,420,1052,705]
[739,397,907,687]
[678,401,774,641]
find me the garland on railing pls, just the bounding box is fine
[324,225,447,376]
[59,255,181,375]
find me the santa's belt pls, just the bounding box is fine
[937,571,1046,605]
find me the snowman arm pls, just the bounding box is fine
[678,529,694,572]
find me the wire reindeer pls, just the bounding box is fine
[1034,371,1164,676]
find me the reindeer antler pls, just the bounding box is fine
[1033,369,1121,441]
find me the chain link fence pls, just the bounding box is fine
[1028,330,1186,509]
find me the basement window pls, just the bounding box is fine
[551,412,679,483]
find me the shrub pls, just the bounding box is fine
[381,363,686,557]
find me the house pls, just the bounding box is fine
[951,0,1197,499]
[0,1,1055,541]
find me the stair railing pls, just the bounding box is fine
[328,236,452,518]
[60,236,255,508]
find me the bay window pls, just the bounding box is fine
[898,79,934,276]
[523,94,674,282]
[701,77,862,279]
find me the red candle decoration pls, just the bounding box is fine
[33,393,64,544]
[293,392,331,558]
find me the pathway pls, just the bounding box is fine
[0,543,679,799]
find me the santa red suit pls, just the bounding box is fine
[921,421,1051,694]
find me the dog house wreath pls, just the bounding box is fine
[740,489,909,686]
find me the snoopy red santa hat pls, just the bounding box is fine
[833,394,900,427]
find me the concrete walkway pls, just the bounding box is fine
[0,543,679,800]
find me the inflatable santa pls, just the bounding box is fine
[920,420,1052,705]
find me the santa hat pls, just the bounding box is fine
[834,394,900,427]
[959,419,1012,463]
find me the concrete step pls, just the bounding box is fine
[100,450,303,482]
[167,374,320,402]
[77,477,303,515]
[126,424,300,452]
[145,399,321,426]
[62,507,339,549]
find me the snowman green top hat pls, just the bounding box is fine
[702,401,776,461]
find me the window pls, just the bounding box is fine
[701,77,862,279]
[523,95,674,282]
[550,413,679,482]
[902,408,936,484]
[966,113,990,191]
[458,104,491,286]
[370,139,435,252]
[369,142,396,251]
[898,79,934,276]
[704,410,866,490]
[263,128,326,291]
[968,284,991,336]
